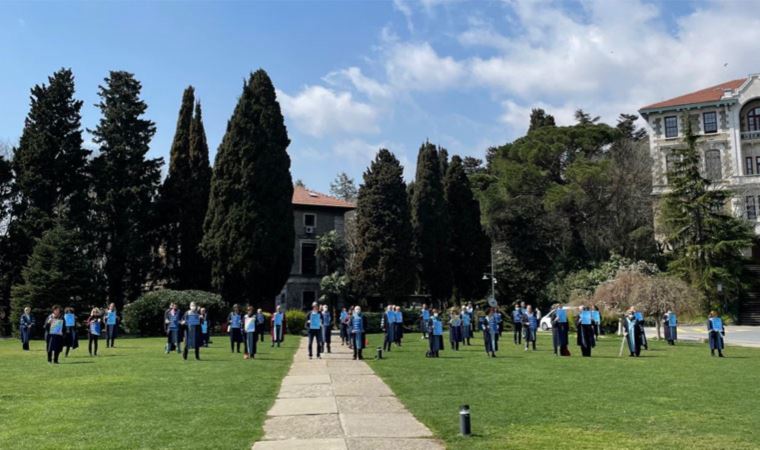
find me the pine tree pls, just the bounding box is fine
[90,71,161,308]
[202,70,294,308]
[444,155,490,301]
[411,142,452,304]
[660,119,754,312]
[185,101,212,289]
[528,108,556,132]
[11,224,99,331]
[3,68,89,312]
[329,172,358,201]
[353,149,414,304]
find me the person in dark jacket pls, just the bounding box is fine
[624,307,643,357]
[164,303,182,353]
[19,306,35,351]
[576,306,596,357]
[551,304,570,356]
[707,311,725,357]
[227,304,244,353]
[512,304,523,345]
[663,310,677,345]
[182,302,203,361]
[45,305,65,364]
[522,305,538,351]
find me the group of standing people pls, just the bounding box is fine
[18,303,120,363]
[224,304,286,360]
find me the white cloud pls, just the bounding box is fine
[278,86,379,138]
[324,67,391,100]
[385,42,465,91]
[393,0,414,32]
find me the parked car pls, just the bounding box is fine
[539,306,574,331]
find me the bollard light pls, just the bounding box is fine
[459,404,471,437]
[376,346,383,359]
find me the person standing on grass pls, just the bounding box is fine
[512,303,523,345]
[243,305,257,360]
[351,306,367,360]
[382,305,395,353]
[63,307,79,357]
[227,304,244,354]
[495,308,504,337]
[522,305,538,351]
[482,308,499,357]
[104,303,119,348]
[20,306,34,351]
[426,308,444,358]
[552,304,571,356]
[420,304,430,339]
[339,307,349,346]
[449,309,463,351]
[708,311,725,357]
[199,307,210,348]
[592,305,602,338]
[181,302,203,361]
[45,305,65,364]
[321,304,333,354]
[462,308,472,346]
[164,303,182,354]
[663,310,677,345]
[256,308,266,343]
[271,305,285,348]
[307,302,323,359]
[394,305,404,347]
[624,307,643,357]
[635,309,648,350]
[86,308,103,356]
[577,306,596,357]
[464,302,475,337]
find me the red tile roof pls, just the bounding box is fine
[292,185,355,209]
[640,78,746,111]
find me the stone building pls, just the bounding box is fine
[276,186,355,310]
[639,74,760,323]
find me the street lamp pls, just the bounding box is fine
[483,244,497,304]
[717,282,725,314]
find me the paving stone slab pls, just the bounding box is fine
[325,364,373,375]
[281,375,332,386]
[277,384,334,399]
[269,397,338,416]
[253,439,348,450]
[332,377,393,397]
[340,414,433,438]
[346,438,443,450]
[335,396,406,414]
[262,414,344,440]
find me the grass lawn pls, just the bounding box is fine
[0,335,297,450]
[366,331,760,450]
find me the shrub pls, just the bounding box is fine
[285,310,306,335]
[123,290,226,336]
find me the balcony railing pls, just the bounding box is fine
[741,130,760,140]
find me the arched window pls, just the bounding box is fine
[748,107,760,131]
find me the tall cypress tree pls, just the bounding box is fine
[444,155,490,301]
[3,68,89,312]
[202,70,294,308]
[157,87,210,289]
[411,142,452,304]
[90,71,161,308]
[353,149,414,304]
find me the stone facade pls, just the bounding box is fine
[640,74,760,241]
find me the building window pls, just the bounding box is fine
[302,291,315,308]
[748,107,760,132]
[747,196,757,221]
[705,150,722,181]
[664,116,678,138]
[301,242,317,275]
[756,157,760,176]
[747,157,755,175]
[303,213,316,227]
[703,112,718,134]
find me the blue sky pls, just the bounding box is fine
[2,0,759,192]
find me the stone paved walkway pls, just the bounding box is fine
[252,336,443,450]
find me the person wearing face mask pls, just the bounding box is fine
[449,309,463,351]
[244,305,258,360]
[663,310,677,345]
[707,311,725,357]
[461,307,472,346]
[521,305,538,351]
[382,305,395,353]
[227,304,244,353]
[551,304,570,356]
[393,306,404,347]
[271,305,286,348]
[624,307,643,357]
[577,306,596,357]
[350,306,368,360]
[182,302,202,361]
[321,305,332,354]
[164,302,182,354]
[512,304,523,345]
[307,302,323,359]
[482,308,499,357]
[426,309,444,357]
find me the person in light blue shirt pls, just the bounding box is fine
[382,305,395,352]
[420,304,430,339]
[512,304,523,345]
[227,304,244,353]
[165,303,182,354]
[521,305,538,351]
[307,302,323,359]
[339,307,349,346]
[350,306,368,360]
[426,309,444,358]
[182,302,202,361]
[321,305,333,354]
[634,309,648,350]
[271,305,285,348]
[663,310,677,345]
[393,306,403,346]
[707,311,725,357]
[462,310,472,346]
[104,303,119,348]
[256,308,266,343]
[63,307,79,357]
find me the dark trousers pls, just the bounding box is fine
[106,325,116,347]
[259,329,265,342]
[183,343,200,360]
[272,325,283,346]
[230,328,242,352]
[21,328,31,350]
[47,335,63,363]
[352,332,364,359]
[513,323,522,344]
[167,329,181,352]
[383,331,393,351]
[88,335,99,355]
[308,329,322,357]
[581,345,592,357]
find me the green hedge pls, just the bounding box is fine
[123,290,227,336]
[285,310,306,335]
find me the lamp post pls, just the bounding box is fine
[717,282,724,314]
[482,243,497,303]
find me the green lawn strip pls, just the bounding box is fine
[366,332,759,450]
[0,336,297,450]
